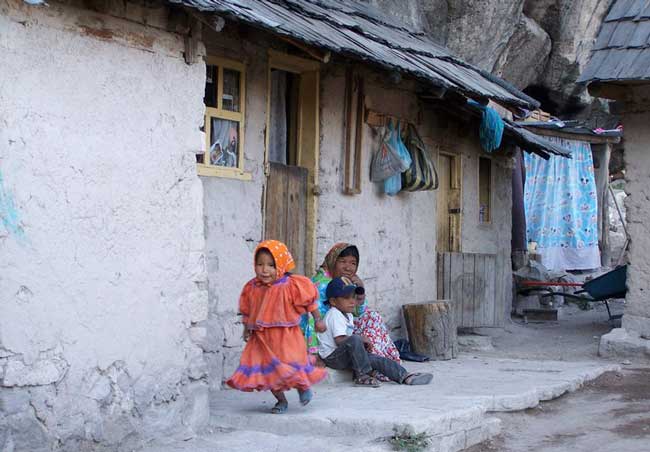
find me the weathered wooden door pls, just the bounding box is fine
[437,154,461,252]
[437,252,506,327]
[264,162,308,275]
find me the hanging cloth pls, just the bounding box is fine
[468,100,504,152]
[524,137,600,270]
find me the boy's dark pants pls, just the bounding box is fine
[322,335,408,383]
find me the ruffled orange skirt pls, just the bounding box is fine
[226,325,327,392]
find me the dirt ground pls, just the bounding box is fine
[466,368,650,452]
[465,301,650,452]
[474,300,624,361]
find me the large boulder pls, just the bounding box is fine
[443,0,526,71]
[493,15,552,89]
[533,0,613,111]
[361,0,615,117]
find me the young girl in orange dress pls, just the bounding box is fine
[226,240,327,413]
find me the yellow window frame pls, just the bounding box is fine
[197,57,251,180]
[478,156,492,225]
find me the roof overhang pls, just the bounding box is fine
[170,0,540,111]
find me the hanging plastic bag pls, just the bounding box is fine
[383,121,411,196]
[384,172,402,196]
[402,124,439,191]
[370,120,411,182]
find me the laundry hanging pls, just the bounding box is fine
[467,100,504,152]
[524,137,600,271]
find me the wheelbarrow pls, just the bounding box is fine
[518,265,627,321]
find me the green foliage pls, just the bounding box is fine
[388,427,431,452]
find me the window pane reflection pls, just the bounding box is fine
[204,65,218,108]
[222,69,240,112]
[210,118,239,168]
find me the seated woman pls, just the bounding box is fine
[301,243,401,376]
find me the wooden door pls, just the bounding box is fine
[437,154,461,252]
[264,162,308,275]
[437,252,506,327]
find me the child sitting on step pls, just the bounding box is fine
[317,277,433,387]
[226,240,327,413]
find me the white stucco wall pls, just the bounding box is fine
[0,1,209,450]
[317,70,438,333]
[200,29,270,394]
[622,86,650,338]
[317,68,513,334]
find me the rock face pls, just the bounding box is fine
[364,0,613,116]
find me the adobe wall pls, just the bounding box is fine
[199,26,270,393]
[317,67,513,334]
[0,1,209,449]
[621,85,650,339]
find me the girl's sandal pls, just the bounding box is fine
[354,374,381,387]
[297,388,313,406]
[271,401,288,414]
[402,372,433,385]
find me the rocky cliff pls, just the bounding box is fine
[365,0,613,119]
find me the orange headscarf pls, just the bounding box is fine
[255,240,296,278]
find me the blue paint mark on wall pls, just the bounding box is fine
[0,170,26,240]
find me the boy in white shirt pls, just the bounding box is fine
[317,277,433,387]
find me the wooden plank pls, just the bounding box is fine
[494,254,505,326]
[436,253,443,300]
[265,162,288,244]
[449,252,464,327]
[480,254,492,326]
[472,254,481,327]
[297,70,319,274]
[436,154,451,253]
[443,253,456,300]
[284,165,308,275]
[461,253,475,327]
[483,254,497,327]
[474,253,482,326]
[352,76,364,194]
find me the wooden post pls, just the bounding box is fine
[403,301,458,360]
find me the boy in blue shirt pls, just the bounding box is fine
[317,277,433,387]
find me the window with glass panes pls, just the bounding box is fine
[198,58,246,177]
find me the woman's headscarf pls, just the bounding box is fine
[255,240,295,278]
[321,242,359,276]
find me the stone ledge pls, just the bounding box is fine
[204,358,617,452]
[599,328,650,361]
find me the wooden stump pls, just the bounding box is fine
[403,301,458,360]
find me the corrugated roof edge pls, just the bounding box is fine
[519,121,623,138]
[504,120,573,159]
[466,64,541,109]
[170,0,539,110]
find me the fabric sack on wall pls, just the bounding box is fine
[370,120,411,182]
[402,124,439,191]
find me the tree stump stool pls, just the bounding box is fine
[403,300,458,360]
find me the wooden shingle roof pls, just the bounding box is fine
[579,0,650,83]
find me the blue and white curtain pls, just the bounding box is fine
[524,137,600,270]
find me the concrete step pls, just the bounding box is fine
[206,358,618,452]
